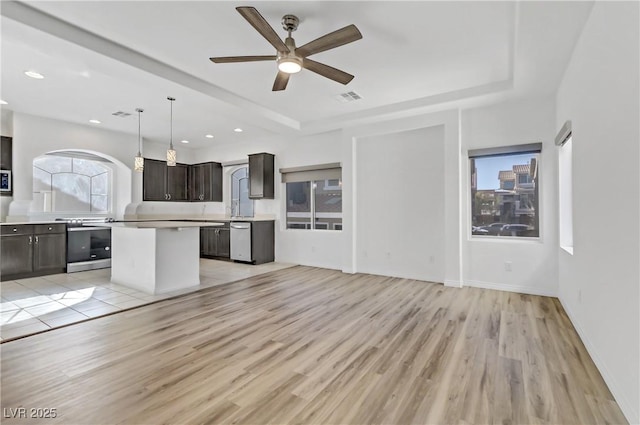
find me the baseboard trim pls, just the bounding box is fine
[464,279,557,297]
[355,268,443,284]
[444,279,462,288]
[559,297,639,425]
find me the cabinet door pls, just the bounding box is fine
[1,136,12,170]
[143,159,167,201]
[248,153,274,199]
[208,163,223,202]
[1,235,33,276]
[167,164,189,201]
[190,164,205,201]
[216,228,230,258]
[251,221,275,265]
[200,228,218,257]
[199,228,208,256]
[191,163,222,202]
[34,233,66,271]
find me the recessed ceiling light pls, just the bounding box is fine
[205,134,214,139]
[24,71,44,79]
[0,100,7,105]
[89,119,101,124]
[180,140,189,144]
[234,128,243,133]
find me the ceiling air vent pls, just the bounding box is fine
[111,111,132,118]
[335,91,362,103]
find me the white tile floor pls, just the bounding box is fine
[0,259,294,341]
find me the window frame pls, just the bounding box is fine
[33,155,113,214]
[468,144,542,241]
[281,164,342,232]
[557,130,574,255]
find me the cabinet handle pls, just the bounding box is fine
[168,194,171,200]
[48,227,52,231]
[28,236,32,245]
[12,228,17,232]
[35,236,39,244]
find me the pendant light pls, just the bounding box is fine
[166,96,177,166]
[134,108,144,172]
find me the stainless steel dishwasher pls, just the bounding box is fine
[230,222,251,262]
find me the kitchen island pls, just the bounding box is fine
[102,221,223,294]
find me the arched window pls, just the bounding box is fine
[230,167,253,217]
[33,154,112,213]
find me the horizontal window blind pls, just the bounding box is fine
[468,143,542,158]
[280,162,341,183]
[555,120,572,146]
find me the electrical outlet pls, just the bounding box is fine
[429,255,435,264]
[504,261,512,272]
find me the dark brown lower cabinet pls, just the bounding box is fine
[200,223,230,259]
[217,228,230,258]
[0,224,66,281]
[1,234,33,276]
[33,233,66,272]
[250,221,275,265]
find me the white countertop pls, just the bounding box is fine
[129,214,276,222]
[1,221,64,226]
[99,221,224,229]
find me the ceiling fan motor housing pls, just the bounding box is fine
[281,15,299,33]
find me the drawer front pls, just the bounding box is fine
[33,224,66,234]
[1,224,34,235]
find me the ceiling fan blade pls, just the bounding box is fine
[303,58,354,85]
[296,24,362,57]
[272,71,290,91]
[210,55,277,63]
[236,7,289,53]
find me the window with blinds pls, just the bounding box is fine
[280,163,342,231]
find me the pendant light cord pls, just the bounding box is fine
[169,98,174,150]
[138,109,142,155]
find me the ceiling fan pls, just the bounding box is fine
[209,6,362,91]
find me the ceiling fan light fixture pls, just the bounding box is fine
[277,56,302,74]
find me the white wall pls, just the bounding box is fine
[355,125,445,282]
[344,110,462,283]
[461,97,558,296]
[8,113,139,220]
[556,2,639,423]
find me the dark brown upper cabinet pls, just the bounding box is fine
[143,158,222,202]
[143,158,189,201]
[167,164,189,201]
[1,136,12,170]
[190,162,222,202]
[248,153,274,199]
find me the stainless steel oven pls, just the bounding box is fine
[57,218,113,273]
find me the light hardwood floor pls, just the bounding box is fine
[0,266,627,424]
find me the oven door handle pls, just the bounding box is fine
[67,226,110,232]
